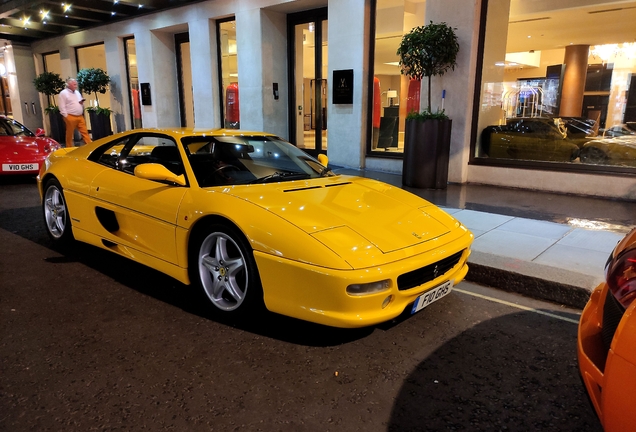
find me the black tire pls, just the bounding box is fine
[579,146,608,165]
[189,222,264,317]
[42,178,74,248]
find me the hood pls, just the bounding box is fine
[0,137,59,161]
[0,137,40,160]
[225,177,453,254]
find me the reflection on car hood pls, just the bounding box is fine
[590,135,636,148]
[0,138,44,160]
[225,176,455,254]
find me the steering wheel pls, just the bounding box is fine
[212,164,240,176]
[201,164,240,186]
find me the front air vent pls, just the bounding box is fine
[283,186,321,192]
[397,250,465,291]
[283,182,352,192]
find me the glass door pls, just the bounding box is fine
[288,9,327,156]
[124,37,142,129]
[175,32,194,128]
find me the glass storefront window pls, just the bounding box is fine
[218,19,239,129]
[369,0,426,154]
[124,38,142,129]
[43,52,62,110]
[0,50,13,116]
[475,0,636,170]
[76,43,113,133]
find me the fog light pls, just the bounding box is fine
[381,295,393,309]
[346,279,390,296]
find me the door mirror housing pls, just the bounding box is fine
[134,163,186,186]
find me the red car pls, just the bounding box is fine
[578,227,636,431]
[0,116,61,176]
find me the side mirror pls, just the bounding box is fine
[318,153,328,167]
[35,128,46,137]
[134,163,186,186]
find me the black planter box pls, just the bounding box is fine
[88,110,113,140]
[402,118,452,189]
[48,111,66,145]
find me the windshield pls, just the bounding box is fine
[0,118,34,137]
[183,135,333,187]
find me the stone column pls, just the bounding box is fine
[559,45,589,117]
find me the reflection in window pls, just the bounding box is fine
[476,1,636,170]
[76,43,112,133]
[218,19,239,129]
[43,52,62,110]
[369,1,425,154]
[124,38,142,129]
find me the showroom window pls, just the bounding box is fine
[367,0,426,156]
[76,43,113,133]
[217,18,240,129]
[474,0,636,172]
[124,37,142,129]
[43,51,62,109]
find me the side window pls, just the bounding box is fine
[95,137,130,168]
[120,136,183,176]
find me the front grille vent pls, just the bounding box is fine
[602,289,626,355]
[397,250,465,291]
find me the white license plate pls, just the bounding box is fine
[2,163,38,172]
[411,280,453,314]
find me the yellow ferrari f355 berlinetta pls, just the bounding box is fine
[38,129,473,328]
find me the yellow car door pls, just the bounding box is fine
[88,134,188,264]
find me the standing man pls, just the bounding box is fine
[58,78,91,147]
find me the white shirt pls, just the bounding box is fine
[59,88,85,117]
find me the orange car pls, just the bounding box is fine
[578,227,636,431]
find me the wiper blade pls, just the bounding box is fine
[250,171,310,184]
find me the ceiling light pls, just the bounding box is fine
[63,4,71,12]
[111,11,116,15]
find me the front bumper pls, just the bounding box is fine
[255,232,472,328]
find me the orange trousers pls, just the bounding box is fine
[63,114,92,147]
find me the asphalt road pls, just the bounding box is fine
[1,176,602,431]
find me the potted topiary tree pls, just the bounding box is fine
[33,71,66,144]
[76,67,112,140]
[397,21,459,189]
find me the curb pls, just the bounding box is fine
[465,251,599,309]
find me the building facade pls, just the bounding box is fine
[3,0,635,199]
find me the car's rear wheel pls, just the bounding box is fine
[580,146,608,165]
[43,178,74,248]
[190,222,264,316]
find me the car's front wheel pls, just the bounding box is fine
[43,178,74,248]
[579,146,608,165]
[190,222,264,316]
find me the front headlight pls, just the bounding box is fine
[347,279,390,296]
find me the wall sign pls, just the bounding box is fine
[333,69,353,104]
[140,83,151,106]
